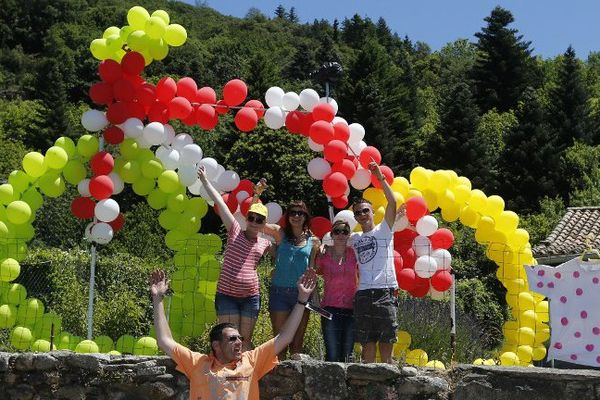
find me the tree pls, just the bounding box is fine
[472,6,540,113]
[288,7,299,23]
[274,4,287,19]
[561,142,600,206]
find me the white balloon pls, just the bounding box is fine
[121,118,144,138]
[136,134,152,149]
[307,157,331,180]
[157,148,180,170]
[412,235,432,256]
[77,179,91,197]
[109,172,124,194]
[155,145,168,160]
[179,144,203,165]
[308,138,324,152]
[333,210,358,231]
[142,122,165,145]
[162,124,176,145]
[265,202,283,224]
[265,86,285,108]
[236,190,250,203]
[264,106,286,129]
[348,140,367,156]
[178,164,198,186]
[393,215,410,232]
[432,249,452,270]
[198,158,219,179]
[322,232,334,247]
[90,222,114,245]
[415,255,438,278]
[350,168,371,190]
[81,110,108,132]
[349,123,365,143]
[214,164,225,181]
[217,170,240,192]
[282,92,300,111]
[84,222,94,240]
[416,215,439,237]
[233,211,247,230]
[319,97,338,113]
[332,116,348,125]
[299,88,320,111]
[95,199,120,222]
[172,133,193,151]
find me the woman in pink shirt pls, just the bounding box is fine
[316,219,358,362]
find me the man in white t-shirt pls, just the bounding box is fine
[351,162,399,363]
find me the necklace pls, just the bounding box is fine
[330,247,346,266]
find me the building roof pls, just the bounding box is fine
[533,207,600,264]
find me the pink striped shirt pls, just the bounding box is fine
[316,248,358,309]
[217,220,271,297]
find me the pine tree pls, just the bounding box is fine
[288,7,298,23]
[274,4,287,19]
[472,6,540,113]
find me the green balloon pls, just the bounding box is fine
[132,176,155,196]
[77,135,99,158]
[149,38,169,61]
[159,209,181,230]
[6,201,31,225]
[141,158,164,179]
[167,193,188,213]
[178,212,201,235]
[151,10,170,25]
[0,221,8,239]
[62,160,87,185]
[199,256,220,282]
[8,170,31,193]
[55,332,72,350]
[22,152,47,178]
[202,233,223,255]
[115,334,136,354]
[69,335,83,351]
[164,24,187,47]
[75,339,99,354]
[136,148,155,162]
[0,258,20,282]
[33,311,62,339]
[158,170,180,193]
[145,16,167,39]
[165,229,190,251]
[45,146,69,170]
[10,326,33,350]
[133,336,158,355]
[120,138,139,160]
[185,197,208,218]
[6,283,27,305]
[21,188,43,211]
[170,267,198,293]
[31,339,54,352]
[139,47,153,66]
[120,160,141,184]
[103,26,121,39]
[95,335,114,353]
[0,304,17,329]
[147,188,168,210]
[14,223,35,241]
[108,350,121,355]
[16,297,44,325]
[54,137,76,157]
[197,280,217,296]
[120,25,134,42]
[37,172,66,198]
[90,38,111,60]
[0,184,16,205]
[6,240,28,262]
[127,6,150,30]
[127,30,149,52]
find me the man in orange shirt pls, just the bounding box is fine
[150,269,317,400]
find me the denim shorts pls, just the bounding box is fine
[268,285,299,312]
[353,288,398,344]
[214,292,260,319]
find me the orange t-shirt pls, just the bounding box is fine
[172,338,278,400]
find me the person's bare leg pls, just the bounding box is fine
[362,342,376,363]
[379,342,394,364]
[239,316,258,351]
[270,311,290,358]
[289,310,309,355]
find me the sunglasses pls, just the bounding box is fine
[247,214,265,224]
[332,228,350,235]
[226,335,244,343]
[353,208,371,217]
[288,210,306,217]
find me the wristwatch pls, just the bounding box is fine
[297,300,308,306]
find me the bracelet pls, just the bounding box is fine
[297,300,308,306]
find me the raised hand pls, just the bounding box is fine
[368,161,383,180]
[197,165,207,182]
[150,270,170,300]
[297,269,317,302]
[254,178,268,196]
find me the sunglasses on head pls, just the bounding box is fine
[247,214,265,224]
[226,335,244,343]
[332,228,350,235]
[288,210,306,217]
[353,207,371,217]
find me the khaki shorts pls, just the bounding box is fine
[353,288,398,344]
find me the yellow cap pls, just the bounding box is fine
[248,202,268,218]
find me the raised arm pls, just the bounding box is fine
[369,162,396,229]
[273,270,317,354]
[197,166,235,231]
[150,270,177,358]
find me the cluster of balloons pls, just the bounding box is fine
[90,6,187,65]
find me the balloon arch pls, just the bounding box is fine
[0,6,547,366]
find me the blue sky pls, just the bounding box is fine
[183,0,599,59]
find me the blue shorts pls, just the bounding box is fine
[214,292,260,319]
[268,285,299,312]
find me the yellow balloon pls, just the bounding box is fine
[532,345,547,361]
[459,205,480,228]
[90,38,111,60]
[406,349,428,366]
[438,189,456,210]
[516,345,533,362]
[22,152,47,178]
[127,6,150,30]
[517,327,535,346]
[407,188,423,199]
[499,351,520,366]
[517,292,535,310]
[485,195,505,217]
[452,184,471,205]
[483,358,497,366]
[373,206,385,225]
[363,187,385,207]
[145,16,167,39]
[409,166,430,191]
[441,204,460,222]
[534,301,549,322]
[149,38,169,60]
[495,211,519,233]
[164,24,187,47]
[504,278,527,293]
[507,228,530,250]
[127,30,149,52]
[152,10,170,25]
[469,189,487,212]
[391,177,410,198]
[422,189,438,211]
[393,192,405,208]
[425,360,445,369]
[519,310,538,328]
[44,146,68,170]
[473,358,484,365]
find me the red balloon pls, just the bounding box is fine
[431,270,453,292]
[196,87,217,104]
[331,195,348,209]
[244,99,265,118]
[109,213,125,232]
[196,104,218,130]
[70,197,96,219]
[98,59,122,83]
[135,83,156,106]
[112,78,136,102]
[234,107,258,132]
[322,172,348,198]
[168,96,193,119]
[394,229,418,252]
[240,197,254,216]
[89,175,114,200]
[405,197,428,224]
[223,79,247,106]
[156,77,177,104]
[124,101,145,120]
[233,179,254,197]
[181,105,198,126]
[215,99,229,115]
[397,268,416,291]
[89,82,113,105]
[90,151,114,176]
[309,121,334,145]
[310,216,332,239]
[312,103,335,122]
[106,102,128,124]
[359,146,382,168]
[123,73,145,87]
[333,122,350,142]
[370,165,394,189]
[121,51,145,76]
[430,228,454,249]
[324,140,348,163]
[214,193,238,215]
[331,159,356,180]
[393,250,404,273]
[103,126,124,145]
[409,276,430,298]
[176,77,198,101]
[147,102,169,123]
[299,112,314,137]
[399,247,417,268]
[285,111,303,134]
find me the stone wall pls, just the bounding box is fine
[1,351,600,399]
